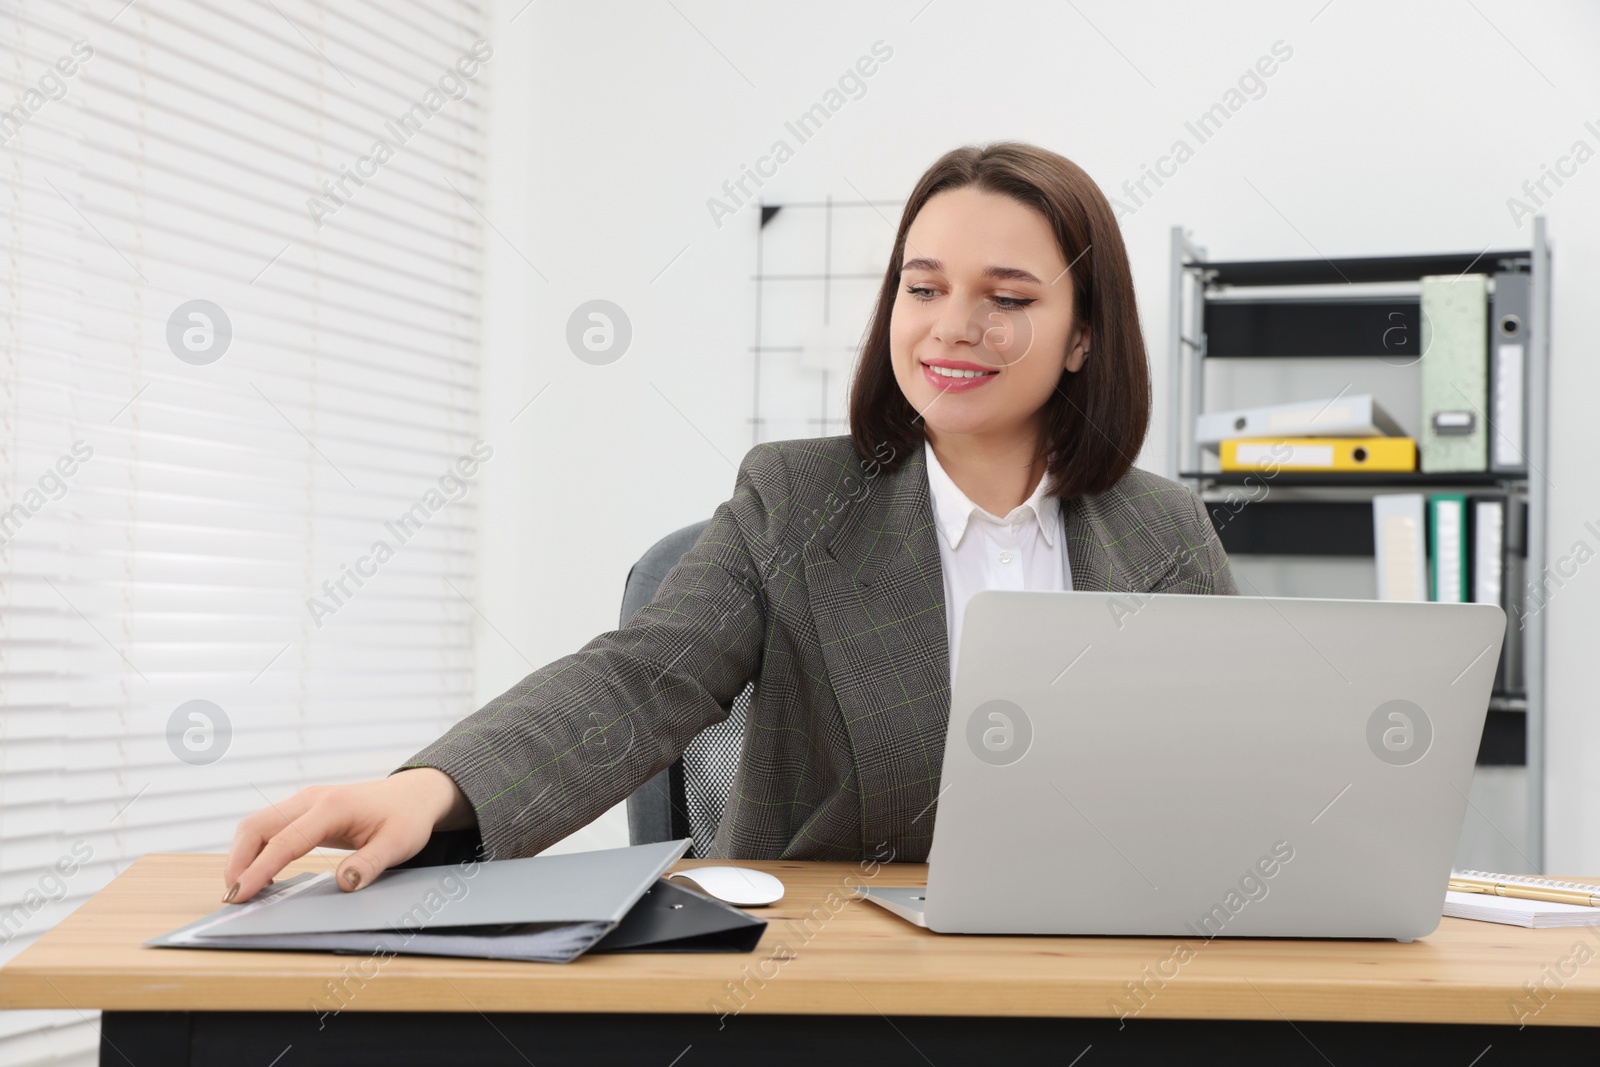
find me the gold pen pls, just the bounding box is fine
[1449,873,1600,908]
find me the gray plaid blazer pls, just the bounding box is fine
[397,434,1237,864]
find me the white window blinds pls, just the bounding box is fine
[1,1,487,1060]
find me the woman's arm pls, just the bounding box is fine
[391,442,790,862]
[1151,488,1238,596]
[221,443,789,902]
[1186,489,1237,594]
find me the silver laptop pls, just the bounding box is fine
[861,589,1506,942]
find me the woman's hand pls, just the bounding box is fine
[221,767,475,904]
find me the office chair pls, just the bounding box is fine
[620,520,751,857]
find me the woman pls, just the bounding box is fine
[222,142,1236,904]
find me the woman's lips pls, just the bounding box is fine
[921,361,998,392]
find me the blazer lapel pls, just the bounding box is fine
[802,447,950,858]
[802,447,1180,857]
[1062,491,1179,594]
[1062,489,1190,598]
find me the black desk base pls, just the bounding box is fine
[102,1009,1597,1065]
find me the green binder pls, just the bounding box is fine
[1419,274,1488,472]
[1428,493,1468,603]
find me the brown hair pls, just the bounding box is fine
[847,141,1150,499]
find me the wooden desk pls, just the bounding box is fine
[3,853,1598,1065]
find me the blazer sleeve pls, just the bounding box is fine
[392,443,789,862]
[1155,489,1239,596]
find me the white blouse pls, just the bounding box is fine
[924,439,1073,685]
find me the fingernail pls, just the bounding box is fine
[344,869,362,891]
[221,882,239,904]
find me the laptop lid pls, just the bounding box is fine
[921,589,1505,940]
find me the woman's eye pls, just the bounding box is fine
[903,286,1035,311]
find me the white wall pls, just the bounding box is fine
[475,0,1600,867]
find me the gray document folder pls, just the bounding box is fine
[148,839,766,963]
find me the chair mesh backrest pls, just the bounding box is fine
[620,520,752,858]
[681,686,749,857]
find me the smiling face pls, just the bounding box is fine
[889,185,1090,448]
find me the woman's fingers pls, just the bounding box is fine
[220,775,454,904]
[333,820,432,894]
[228,808,336,904]
[222,788,317,889]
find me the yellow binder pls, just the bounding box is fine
[1220,437,1418,472]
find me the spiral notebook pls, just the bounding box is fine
[1444,870,1600,929]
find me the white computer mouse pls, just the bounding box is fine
[666,866,785,907]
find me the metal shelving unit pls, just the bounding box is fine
[1168,221,1552,868]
